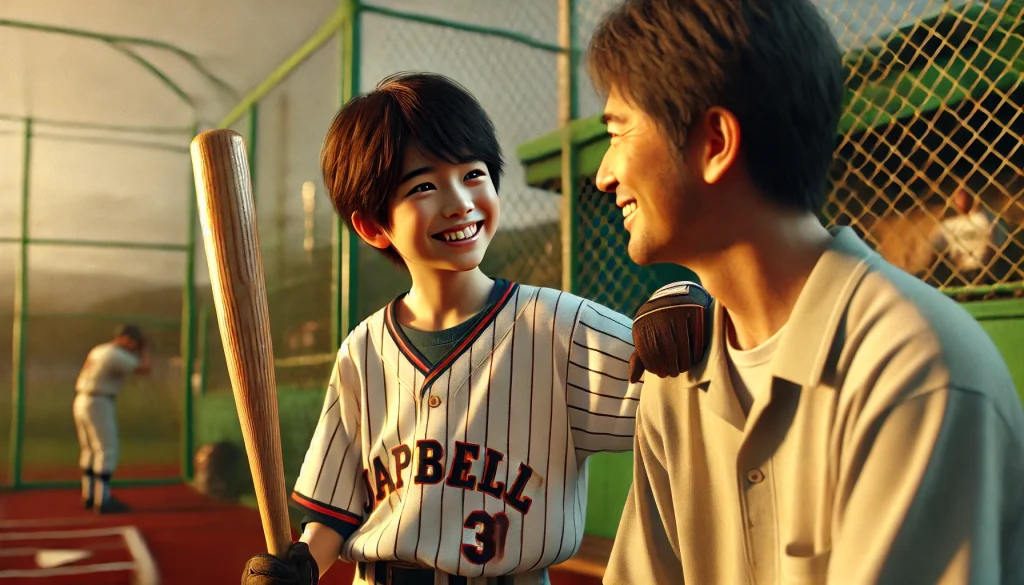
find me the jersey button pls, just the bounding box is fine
[428,395,442,408]
[746,469,765,484]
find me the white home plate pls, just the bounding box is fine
[35,548,93,568]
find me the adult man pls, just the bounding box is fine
[587,0,1024,583]
[74,324,151,513]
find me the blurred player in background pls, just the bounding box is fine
[74,324,151,513]
[587,0,1024,583]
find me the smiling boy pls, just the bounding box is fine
[240,72,702,585]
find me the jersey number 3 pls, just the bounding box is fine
[462,511,510,564]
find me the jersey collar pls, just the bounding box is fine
[384,279,519,390]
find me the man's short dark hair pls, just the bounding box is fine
[117,325,144,346]
[588,0,845,213]
[320,72,505,267]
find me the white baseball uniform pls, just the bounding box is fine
[73,342,141,475]
[292,279,642,584]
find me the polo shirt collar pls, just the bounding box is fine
[772,226,876,387]
[672,227,878,428]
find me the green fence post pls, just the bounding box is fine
[9,118,32,488]
[181,123,199,482]
[332,0,362,349]
[559,0,579,294]
[248,103,259,201]
[197,304,210,397]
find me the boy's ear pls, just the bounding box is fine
[351,211,391,249]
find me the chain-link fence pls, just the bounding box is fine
[197,0,1024,399]
[564,0,1023,314]
[821,0,1022,298]
[1,116,194,488]
[7,0,1017,494]
[199,0,568,399]
[182,0,1023,520]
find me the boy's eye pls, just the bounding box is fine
[464,169,486,181]
[406,182,435,196]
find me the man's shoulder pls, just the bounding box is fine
[842,259,1014,402]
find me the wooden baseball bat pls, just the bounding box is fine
[190,129,291,558]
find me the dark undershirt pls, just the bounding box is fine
[299,279,508,547]
[397,279,506,366]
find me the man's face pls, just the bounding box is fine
[383,145,500,273]
[595,86,699,266]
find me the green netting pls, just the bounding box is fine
[0,119,26,240]
[821,1,1024,295]
[356,8,563,317]
[575,180,697,316]
[252,37,339,391]
[0,121,23,484]
[2,117,194,488]
[522,1,1024,300]
[0,245,14,485]
[28,135,190,245]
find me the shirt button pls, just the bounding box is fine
[428,395,442,408]
[747,469,765,484]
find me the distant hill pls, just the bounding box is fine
[0,221,564,374]
[0,270,175,314]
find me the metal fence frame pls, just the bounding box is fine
[4,0,584,491]
[2,120,199,490]
[0,20,235,489]
[12,0,1015,491]
[211,0,584,384]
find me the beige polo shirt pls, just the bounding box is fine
[604,227,1024,585]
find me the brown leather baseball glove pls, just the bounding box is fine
[629,281,713,383]
[242,542,318,585]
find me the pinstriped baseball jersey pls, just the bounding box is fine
[291,280,641,582]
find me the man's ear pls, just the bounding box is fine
[698,106,741,185]
[351,211,391,249]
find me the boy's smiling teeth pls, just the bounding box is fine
[622,202,638,218]
[437,221,480,242]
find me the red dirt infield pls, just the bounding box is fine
[0,484,602,584]
[0,463,181,485]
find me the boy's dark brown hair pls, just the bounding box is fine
[320,72,504,267]
[588,0,845,213]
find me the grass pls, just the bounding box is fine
[0,374,183,483]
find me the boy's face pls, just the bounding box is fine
[378,145,499,272]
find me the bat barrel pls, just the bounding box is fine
[191,129,292,558]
